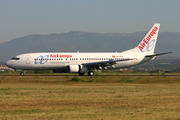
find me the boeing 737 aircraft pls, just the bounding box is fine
[5,23,172,76]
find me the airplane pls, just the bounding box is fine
[5,23,172,76]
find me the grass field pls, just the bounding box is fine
[0,74,180,120]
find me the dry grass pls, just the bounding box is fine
[0,75,180,120]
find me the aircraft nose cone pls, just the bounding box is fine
[5,60,13,68]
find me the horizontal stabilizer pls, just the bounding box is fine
[145,52,173,57]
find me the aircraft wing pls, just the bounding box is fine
[145,52,173,57]
[83,59,133,69]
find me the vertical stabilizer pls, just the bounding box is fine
[137,23,160,54]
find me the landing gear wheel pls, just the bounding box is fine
[20,72,24,76]
[79,73,84,76]
[88,71,94,76]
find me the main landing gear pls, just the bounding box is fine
[88,71,94,76]
[20,72,24,76]
[79,70,94,76]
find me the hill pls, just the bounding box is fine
[0,31,179,62]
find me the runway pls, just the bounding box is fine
[0,75,180,77]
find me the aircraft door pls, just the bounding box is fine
[26,55,31,64]
[134,55,138,64]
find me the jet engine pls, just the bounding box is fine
[67,65,88,74]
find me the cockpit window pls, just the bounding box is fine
[11,57,20,60]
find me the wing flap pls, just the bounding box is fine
[83,59,132,68]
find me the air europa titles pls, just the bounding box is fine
[50,54,72,58]
[138,27,158,52]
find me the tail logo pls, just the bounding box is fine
[141,39,155,53]
[138,27,158,52]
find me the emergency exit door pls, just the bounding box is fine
[26,55,31,64]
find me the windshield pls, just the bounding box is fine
[11,57,20,60]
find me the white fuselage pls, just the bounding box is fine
[5,48,152,71]
[5,23,161,76]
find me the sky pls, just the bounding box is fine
[0,0,180,43]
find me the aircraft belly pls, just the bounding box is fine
[30,63,67,70]
[115,61,130,68]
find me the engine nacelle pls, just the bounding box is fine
[68,65,79,73]
[79,65,88,74]
[68,65,88,74]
